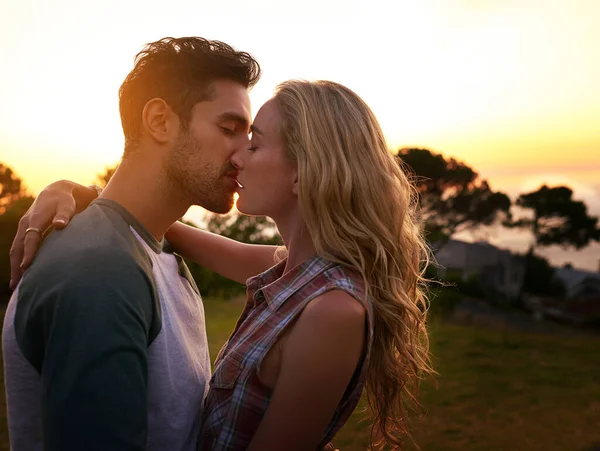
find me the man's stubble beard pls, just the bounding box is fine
[165,131,235,214]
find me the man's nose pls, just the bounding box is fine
[230,148,244,170]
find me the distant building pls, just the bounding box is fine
[554,266,600,301]
[433,239,526,301]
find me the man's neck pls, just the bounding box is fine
[100,157,191,241]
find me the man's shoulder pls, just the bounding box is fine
[19,244,155,310]
[21,204,156,299]
[10,203,163,377]
[14,221,161,351]
[43,202,139,251]
[36,203,151,270]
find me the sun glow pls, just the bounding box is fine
[1,0,599,268]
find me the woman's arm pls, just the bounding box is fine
[166,222,278,284]
[246,290,366,451]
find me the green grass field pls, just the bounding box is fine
[2,298,600,450]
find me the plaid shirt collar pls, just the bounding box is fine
[246,254,336,312]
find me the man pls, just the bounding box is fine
[3,36,259,451]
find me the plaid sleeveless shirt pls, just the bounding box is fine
[200,255,374,451]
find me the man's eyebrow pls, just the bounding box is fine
[250,124,264,136]
[218,112,250,129]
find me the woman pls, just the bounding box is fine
[11,80,433,450]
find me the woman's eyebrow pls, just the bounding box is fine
[250,124,264,136]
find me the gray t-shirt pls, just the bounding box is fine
[2,198,211,451]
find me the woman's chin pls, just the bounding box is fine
[235,200,251,215]
[236,201,265,217]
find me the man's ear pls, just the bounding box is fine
[141,98,179,145]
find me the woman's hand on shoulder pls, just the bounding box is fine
[247,290,366,451]
[9,180,98,289]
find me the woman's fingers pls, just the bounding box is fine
[9,217,29,290]
[52,197,76,228]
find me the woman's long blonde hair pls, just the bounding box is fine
[273,80,434,449]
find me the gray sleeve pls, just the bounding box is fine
[15,248,160,451]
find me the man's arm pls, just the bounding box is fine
[16,249,158,451]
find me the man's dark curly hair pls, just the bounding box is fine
[119,37,261,156]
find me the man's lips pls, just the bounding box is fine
[224,172,243,188]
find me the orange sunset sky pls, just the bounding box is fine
[1,0,599,270]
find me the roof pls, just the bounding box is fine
[554,266,600,299]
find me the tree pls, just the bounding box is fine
[193,212,282,297]
[0,163,28,215]
[521,254,565,297]
[397,148,511,244]
[510,185,600,303]
[205,211,281,245]
[512,185,600,253]
[0,164,34,294]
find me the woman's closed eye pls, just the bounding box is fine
[247,145,258,152]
